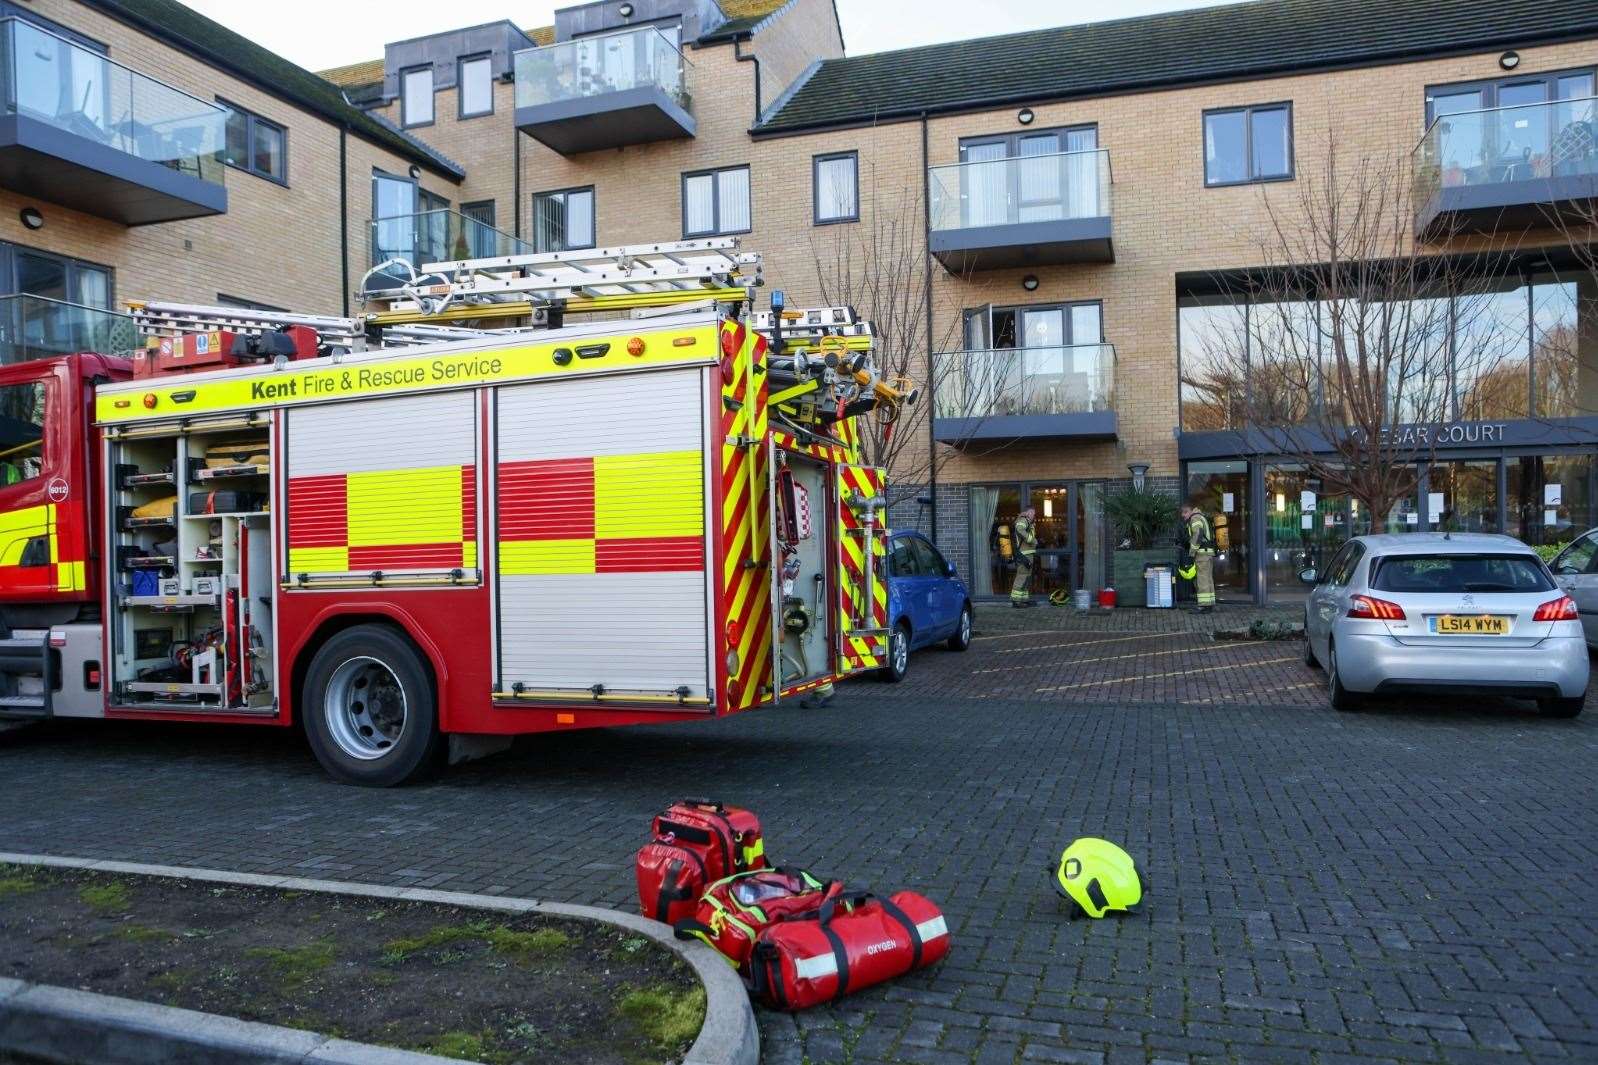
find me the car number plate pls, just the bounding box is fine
[1429,614,1510,635]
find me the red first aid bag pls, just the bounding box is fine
[636,799,766,924]
[750,891,950,1010]
[674,868,842,974]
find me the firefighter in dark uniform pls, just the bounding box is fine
[1010,505,1038,607]
[1180,503,1216,613]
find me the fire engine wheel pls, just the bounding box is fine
[302,625,442,787]
[878,622,911,683]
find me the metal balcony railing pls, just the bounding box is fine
[0,17,226,185]
[369,209,532,275]
[0,294,137,365]
[514,25,691,112]
[1413,94,1598,216]
[929,148,1111,232]
[934,344,1116,420]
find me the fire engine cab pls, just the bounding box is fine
[0,240,911,785]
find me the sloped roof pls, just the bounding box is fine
[757,0,1598,135]
[83,0,463,179]
[320,58,384,89]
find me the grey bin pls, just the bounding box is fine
[1143,563,1174,609]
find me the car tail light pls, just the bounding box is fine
[1534,595,1579,622]
[1348,594,1405,620]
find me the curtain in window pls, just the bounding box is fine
[717,169,750,232]
[535,195,566,252]
[565,191,594,247]
[1016,134,1060,223]
[963,142,1007,227]
[1064,127,1099,218]
[684,174,714,234]
[969,487,1000,598]
[816,156,855,220]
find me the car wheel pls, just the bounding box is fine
[1538,695,1585,718]
[302,624,444,787]
[878,622,910,683]
[947,605,973,652]
[1303,628,1319,669]
[1327,640,1362,713]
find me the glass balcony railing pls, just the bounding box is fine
[0,17,226,185]
[929,149,1111,232]
[934,344,1116,421]
[514,25,691,111]
[370,209,532,274]
[1414,95,1598,216]
[0,294,137,365]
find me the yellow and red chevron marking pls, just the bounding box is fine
[497,450,704,574]
[770,429,849,464]
[286,464,476,573]
[836,464,888,674]
[720,319,772,712]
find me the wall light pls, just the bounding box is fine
[19,207,42,230]
[1017,107,1035,125]
[619,2,635,16]
[407,164,421,179]
[1127,462,1149,491]
[1499,50,1520,70]
[1021,274,1039,291]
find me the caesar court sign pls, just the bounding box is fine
[1353,422,1509,446]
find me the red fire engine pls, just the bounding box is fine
[0,240,910,785]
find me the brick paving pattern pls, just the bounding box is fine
[2,629,1596,1065]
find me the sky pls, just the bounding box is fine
[181,0,1236,73]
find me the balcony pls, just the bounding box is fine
[0,18,226,225]
[365,209,533,296]
[932,344,1117,446]
[928,149,1113,271]
[514,26,693,154]
[1414,95,1598,239]
[0,294,137,365]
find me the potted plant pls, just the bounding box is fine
[1106,486,1181,607]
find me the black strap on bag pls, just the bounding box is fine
[875,895,925,970]
[653,857,699,924]
[816,892,874,1001]
[673,917,716,941]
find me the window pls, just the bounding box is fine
[532,187,594,253]
[1204,103,1292,186]
[888,537,919,578]
[219,100,286,183]
[1553,534,1598,575]
[1423,69,1597,186]
[0,381,47,485]
[683,166,751,237]
[955,126,1101,226]
[911,537,949,578]
[217,294,287,313]
[1325,541,1364,587]
[461,201,498,259]
[401,65,434,127]
[1370,554,1554,594]
[459,54,493,118]
[813,152,858,224]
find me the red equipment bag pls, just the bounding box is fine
[636,799,766,925]
[674,868,842,974]
[749,891,950,1010]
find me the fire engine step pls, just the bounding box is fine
[0,693,48,715]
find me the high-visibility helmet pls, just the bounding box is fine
[1050,837,1142,919]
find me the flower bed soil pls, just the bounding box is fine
[0,864,703,1065]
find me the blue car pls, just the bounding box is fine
[881,531,973,682]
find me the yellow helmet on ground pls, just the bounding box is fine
[1050,837,1143,919]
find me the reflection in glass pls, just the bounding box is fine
[1178,295,1246,430]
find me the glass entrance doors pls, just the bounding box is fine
[1185,460,1250,600]
[1427,460,1498,531]
[968,481,1108,600]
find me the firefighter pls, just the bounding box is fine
[1010,505,1038,608]
[1180,503,1216,613]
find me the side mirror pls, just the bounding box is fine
[1298,567,1319,586]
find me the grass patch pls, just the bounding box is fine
[113,925,177,944]
[78,882,131,913]
[383,921,570,965]
[245,940,335,989]
[0,872,41,899]
[617,984,706,1053]
[416,1029,519,1064]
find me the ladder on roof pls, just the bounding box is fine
[359,237,763,325]
[126,301,527,353]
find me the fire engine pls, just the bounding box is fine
[0,240,912,785]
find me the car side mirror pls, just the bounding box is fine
[1298,567,1318,586]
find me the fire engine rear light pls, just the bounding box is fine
[85,664,101,689]
[142,393,158,409]
[1348,594,1405,620]
[725,648,740,678]
[113,399,130,409]
[49,631,66,648]
[1534,595,1578,622]
[721,323,745,359]
[556,712,575,725]
[626,336,646,357]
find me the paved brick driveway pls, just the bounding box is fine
[2,625,1597,1065]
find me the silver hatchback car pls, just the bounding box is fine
[1302,533,1588,716]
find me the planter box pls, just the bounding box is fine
[1112,547,1176,607]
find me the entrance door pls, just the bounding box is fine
[1428,460,1498,531]
[1186,460,1249,600]
[973,485,1023,598]
[1028,485,1071,601]
[1263,466,1358,602]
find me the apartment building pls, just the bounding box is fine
[0,0,460,366]
[7,0,1596,605]
[323,0,1598,604]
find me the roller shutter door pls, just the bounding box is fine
[495,368,712,702]
[285,392,479,577]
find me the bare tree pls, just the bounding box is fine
[808,178,984,498]
[1181,132,1522,526]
